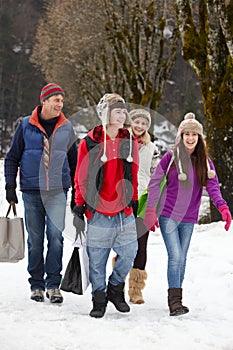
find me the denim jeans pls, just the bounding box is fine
[86,211,138,293]
[22,191,67,291]
[159,215,194,289]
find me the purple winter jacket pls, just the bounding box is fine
[147,151,226,223]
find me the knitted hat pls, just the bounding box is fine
[96,93,132,162]
[96,93,131,126]
[175,112,215,180]
[129,108,151,129]
[176,112,203,145]
[40,83,65,103]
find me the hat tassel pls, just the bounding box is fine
[177,148,187,181]
[126,132,133,162]
[101,125,108,162]
[207,159,216,179]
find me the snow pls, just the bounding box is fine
[1,158,233,350]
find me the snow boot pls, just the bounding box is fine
[46,288,63,304]
[168,288,189,316]
[89,290,108,318]
[31,289,44,302]
[107,282,130,313]
[112,255,118,268]
[128,268,147,304]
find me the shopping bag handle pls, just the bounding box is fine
[6,202,17,218]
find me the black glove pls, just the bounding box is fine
[70,188,76,211]
[73,205,85,240]
[5,184,18,204]
[132,200,138,218]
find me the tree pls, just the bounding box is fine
[158,48,204,127]
[30,0,179,124]
[175,0,233,219]
[0,0,46,157]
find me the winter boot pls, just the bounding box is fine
[112,255,118,268]
[168,288,189,316]
[128,268,147,304]
[107,282,130,313]
[31,289,44,302]
[46,288,63,304]
[89,290,108,318]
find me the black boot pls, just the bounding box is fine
[107,282,130,313]
[168,288,189,316]
[89,290,108,318]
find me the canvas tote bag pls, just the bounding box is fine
[0,203,25,262]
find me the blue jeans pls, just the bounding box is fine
[22,191,67,291]
[86,211,138,293]
[159,215,194,289]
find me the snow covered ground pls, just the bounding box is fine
[0,159,233,350]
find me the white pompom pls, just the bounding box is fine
[126,155,133,162]
[101,154,107,162]
[178,172,187,181]
[207,169,216,179]
[184,112,195,120]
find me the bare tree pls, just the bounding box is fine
[30,0,179,123]
[175,0,233,218]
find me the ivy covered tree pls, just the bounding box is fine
[175,0,233,218]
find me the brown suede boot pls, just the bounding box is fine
[168,288,189,316]
[112,255,118,268]
[128,268,147,304]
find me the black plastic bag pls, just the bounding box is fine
[61,246,89,295]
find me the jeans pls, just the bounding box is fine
[86,211,138,293]
[22,191,67,291]
[159,215,194,289]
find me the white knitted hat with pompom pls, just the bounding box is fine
[96,93,133,163]
[176,112,203,145]
[176,112,215,180]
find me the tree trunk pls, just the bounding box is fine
[175,0,233,219]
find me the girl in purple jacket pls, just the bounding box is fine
[144,112,232,316]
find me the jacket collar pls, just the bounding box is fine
[29,105,68,135]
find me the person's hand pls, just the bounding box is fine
[132,200,138,218]
[5,184,18,204]
[143,207,159,232]
[219,205,232,231]
[70,188,76,211]
[73,205,85,239]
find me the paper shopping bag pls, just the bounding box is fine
[0,203,25,262]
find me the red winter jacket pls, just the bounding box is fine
[74,125,139,219]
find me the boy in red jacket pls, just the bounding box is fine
[73,93,139,318]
